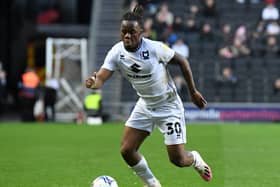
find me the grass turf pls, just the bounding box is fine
[0,122,279,187]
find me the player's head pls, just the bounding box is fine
[121,5,144,52]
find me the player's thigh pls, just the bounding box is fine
[157,113,186,145]
[126,101,154,133]
[121,126,150,151]
[156,98,187,145]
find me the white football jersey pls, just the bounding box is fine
[101,37,180,107]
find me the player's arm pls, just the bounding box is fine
[169,52,207,109]
[85,68,113,89]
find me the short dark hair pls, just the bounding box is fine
[122,5,144,28]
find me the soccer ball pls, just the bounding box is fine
[91,175,119,187]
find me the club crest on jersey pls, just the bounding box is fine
[130,63,141,73]
[141,50,150,60]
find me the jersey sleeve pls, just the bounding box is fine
[101,46,118,71]
[155,42,175,65]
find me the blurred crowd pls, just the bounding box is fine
[124,0,280,101]
[124,0,280,58]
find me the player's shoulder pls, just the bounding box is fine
[143,38,169,50]
[142,37,162,47]
[106,41,124,58]
[111,41,123,52]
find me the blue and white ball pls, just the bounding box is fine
[91,175,118,187]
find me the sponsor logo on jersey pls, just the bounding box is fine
[127,74,152,79]
[120,54,125,59]
[128,63,152,78]
[130,63,141,73]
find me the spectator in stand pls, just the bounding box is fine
[201,0,220,26]
[218,23,233,46]
[219,38,251,59]
[261,0,279,21]
[156,3,174,26]
[187,4,200,19]
[154,3,174,40]
[173,16,185,33]
[183,17,200,44]
[221,67,237,83]
[215,67,237,100]
[172,38,190,59]
[265,21,280,36]
[252,20,266,39]
[250,21,266,56]
[262,35,280,57]
[202,0,219,18]
[219,24,251,58]
[143,17,157,40]
[219,46,234,59]
[273,78,280,95]
[199,23,218,54]
[234,25,248,44]
[199,23,216,43]
[184,17,200,33]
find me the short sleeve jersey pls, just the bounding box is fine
[101,37,178,107]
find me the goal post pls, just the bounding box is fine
[45,37,88,122]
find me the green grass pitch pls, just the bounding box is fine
[0,122,279,187]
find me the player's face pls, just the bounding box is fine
[121,20,142,52]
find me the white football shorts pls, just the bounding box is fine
[125,97,186,145]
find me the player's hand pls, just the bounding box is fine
[191,90,207,109]
[85,72,97,89]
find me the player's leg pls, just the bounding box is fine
[120,126,161,187]
[166,144,193,167]
[120,126,149,166]
[166,144,213,181]
[156,98,212,181]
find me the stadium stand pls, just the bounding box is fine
[119,0,280,103]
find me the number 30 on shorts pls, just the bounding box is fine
[165,122,182,135]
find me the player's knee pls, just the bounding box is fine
[120,144,134,158]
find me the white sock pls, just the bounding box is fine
[191,151,197,167]
[191,151,203,168]
[131,156,157,185]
